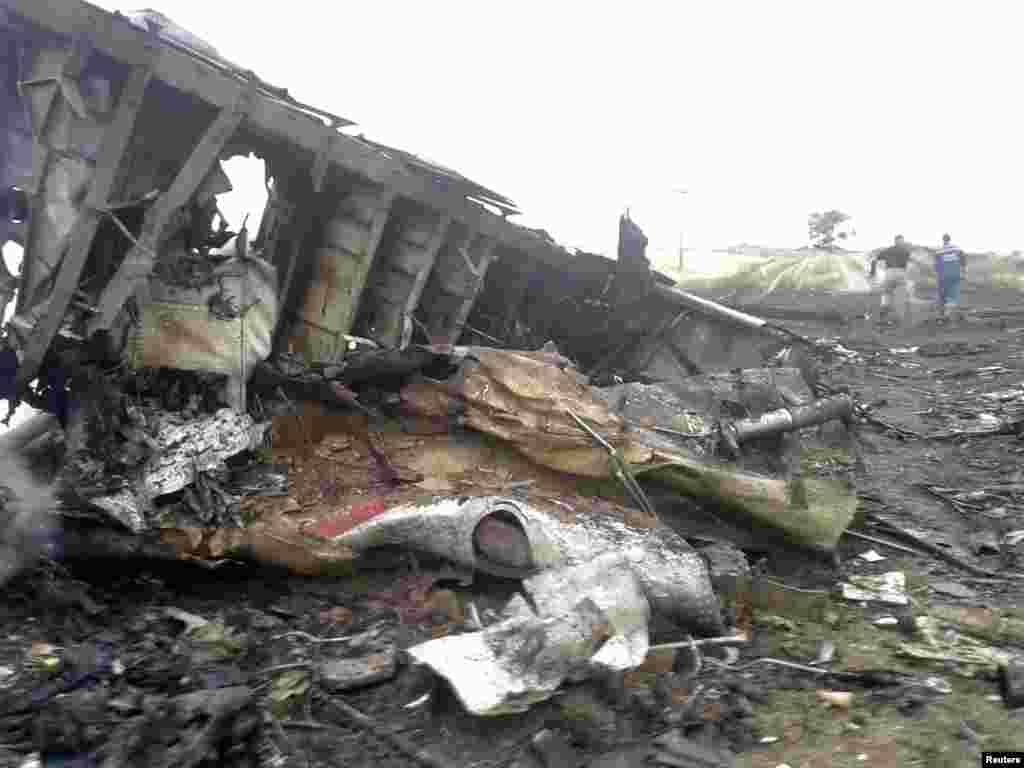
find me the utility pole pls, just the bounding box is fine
[673,188,689,272]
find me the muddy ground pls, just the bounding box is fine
[3,281,1024,767]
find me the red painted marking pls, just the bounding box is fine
[308,499,387,540]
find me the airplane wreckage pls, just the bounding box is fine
[0,1,861,605]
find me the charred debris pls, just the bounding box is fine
[0,0,863,570]
[7,5,1024,768]
[0,0,886,742]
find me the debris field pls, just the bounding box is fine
[1,3,1024,767]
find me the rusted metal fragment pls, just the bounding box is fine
[86,408,268,532]
[288,183,394,362]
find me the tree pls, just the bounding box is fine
[808,210,852,251]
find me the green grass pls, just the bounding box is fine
[737,559,1024,767]
[668,251,871,295]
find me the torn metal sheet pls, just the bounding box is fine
[331,494,723,637]
[87,408,268,532]
[407,552,651,716]
[400,346,650,478]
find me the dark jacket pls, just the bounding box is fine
[875,243,911,270]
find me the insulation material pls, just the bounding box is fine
[88,408,269,532]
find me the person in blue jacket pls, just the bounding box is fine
[933,234,966,323]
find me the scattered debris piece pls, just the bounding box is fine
[841,572,909,606]
[917,341,993,358]
[320,649,398,692]
[969,531,1002,555]
[929,581,978,600]
[813,639,836,665]
[816,690,852,709]
[269,670,310,717]
[898,617,1013,675]
[531,728,580,768]
[1000,659,1024,709]
[652,729,737,768]
[857,549,886,563]
[405,553,652,715]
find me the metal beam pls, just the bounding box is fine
[400,214,451,349]
[87,85,256,333]
[16,59,155,388]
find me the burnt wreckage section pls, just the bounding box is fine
[0,0,807,405]
[0,1,850,551]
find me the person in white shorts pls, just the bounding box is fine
[869,235,912,325]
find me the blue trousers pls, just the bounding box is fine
[938,260,961,307]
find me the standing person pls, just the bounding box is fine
[869,234,912,325]
[934,234,966,322]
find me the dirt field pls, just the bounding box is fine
[2,281,1024,767]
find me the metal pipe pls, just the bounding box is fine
[652,282,813,348]
[727,394,854,444]
[652,282,768,331]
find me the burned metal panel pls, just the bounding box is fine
[417,225,497,346]
[354,200,451,348]
[286,180,394,362]
[123,255,279,410]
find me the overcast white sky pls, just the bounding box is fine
[88,1,1024,262]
